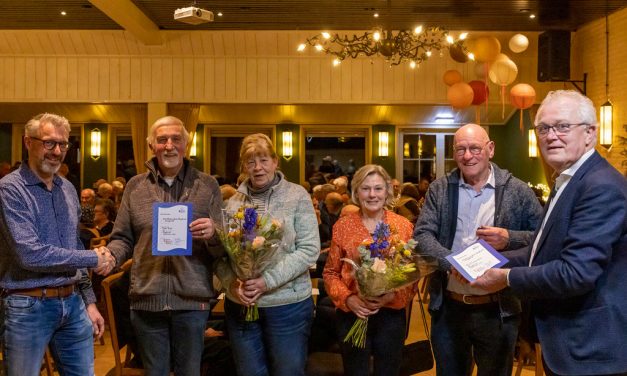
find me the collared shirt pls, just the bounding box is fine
[528,148,596,265]
[448,167,496,295]
[0,163,98,290]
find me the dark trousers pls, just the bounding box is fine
[430,296,519,376]
[336,307,406,376]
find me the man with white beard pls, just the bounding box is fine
[95,116,224,376]
[0,113,111,376]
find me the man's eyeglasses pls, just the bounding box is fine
[29,137,71,151]
[454,141,490,156]
[534,123,588,136]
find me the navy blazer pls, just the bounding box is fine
[505,152,627,375]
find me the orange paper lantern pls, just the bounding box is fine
[472,36,501,63]
[447,82,474,109]
[510,83,536,132]
[443,70,463,86]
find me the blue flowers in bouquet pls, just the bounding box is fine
[342,222,436,348]
[218,206,283,321]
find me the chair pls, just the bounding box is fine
[515,341,544,376]
[101,260,143,376]
[90,234,111,249]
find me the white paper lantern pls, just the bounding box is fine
[509,34,529,53]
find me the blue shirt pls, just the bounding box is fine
[0,163,98,292]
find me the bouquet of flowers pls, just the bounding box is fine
[342,222,437,348]
[218,206,283,321]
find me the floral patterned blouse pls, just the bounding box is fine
[323,210,417,313]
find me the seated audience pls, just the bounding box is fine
[394,182,421,224]
[94,198,116,236]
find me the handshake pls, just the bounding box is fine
[93,246,116,276]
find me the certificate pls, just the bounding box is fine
[152,203,193,256]
[445,239,508,282]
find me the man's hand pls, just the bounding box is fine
[189,217,216,240]
[470,268,509,293]
[476,226,510,250]
[93,247,115,275]
[85,303,105,340]
[363,292,395,311]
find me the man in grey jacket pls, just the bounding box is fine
[95,116,223,376]
[413,123,542,376]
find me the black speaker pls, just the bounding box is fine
[537,30,571,82]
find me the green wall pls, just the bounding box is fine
[0,124,11,163]
[490,110,547,186]
[276,123,300,184]
[371,124,396,178]
[82,123,108,189]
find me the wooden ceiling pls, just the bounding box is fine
[0,0,626,32]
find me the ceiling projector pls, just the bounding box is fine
[174,7,214,25]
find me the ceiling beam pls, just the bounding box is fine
[88,0,162,45]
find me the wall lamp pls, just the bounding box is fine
[282,131,293,160]
[528,129,539,158]
[599,100,613,149]
[90,128,101,160]
[378,131,389,157]
[190,133,198,157]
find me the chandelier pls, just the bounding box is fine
[298,26,472,67]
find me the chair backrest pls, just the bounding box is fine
[101,259,143,375]
[90,234,111,249]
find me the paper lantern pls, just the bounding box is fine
[447,82,474,109]
[510,83,536,109]
[509,34,529,53]
[488,56,518,86]
[489,56,518,118]
[469,80,489,105]
[449,44,469,63]
[510,83,536,132]
[474,62,487,78]
[472,36,501,63]
[443,70,463,86]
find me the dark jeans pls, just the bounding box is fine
[224,298,314,376]
[131,309,210,376]
[336,307,406,376]
[430,297,520,376]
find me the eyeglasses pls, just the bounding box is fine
[29,137,71,151]
[155,135,184,145]
[453,141,490,156]
[534,123,588,136]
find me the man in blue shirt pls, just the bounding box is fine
[414,123,542,376]
[0,113,113,376]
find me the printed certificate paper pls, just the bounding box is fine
[152,203,193,256]
[445,239,508,282]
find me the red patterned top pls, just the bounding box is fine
[322,210,417,312]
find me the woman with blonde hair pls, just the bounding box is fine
[323,164,415,376]
[216,133,320,376]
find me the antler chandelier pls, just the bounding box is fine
[298,26,472,67]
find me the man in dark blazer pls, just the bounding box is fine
[471,90,627,376]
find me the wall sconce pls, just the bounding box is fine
[599,7,613,150]
[378,131,389,157]
[599,100,613,149]
[282,131,293,160]
[190,133,197,157]
[90,128,101,160]
[528,129,539,158]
